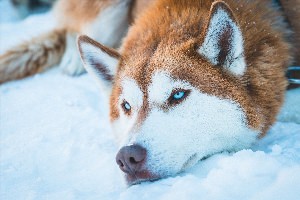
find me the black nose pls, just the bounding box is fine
[116,145,147,175]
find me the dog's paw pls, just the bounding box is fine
[60,51,86,76]
[59,32,86,76]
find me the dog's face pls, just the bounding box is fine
[78,1,260,185]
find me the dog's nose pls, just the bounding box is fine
[116,144,147,175]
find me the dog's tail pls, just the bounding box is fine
[0,29,66,84]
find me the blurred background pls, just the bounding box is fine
[9,0,56,19]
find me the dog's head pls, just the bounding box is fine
[78,1,265,185]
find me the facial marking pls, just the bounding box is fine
[134,85,258,176]
[119,78,143,110]
[148,72,192,105]
[114,71,259,177]
[112,78,143,145]
[113,71,258,180]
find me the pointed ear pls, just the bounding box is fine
[77,35,120,92]
[198,1,246,76]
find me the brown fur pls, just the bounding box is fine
[109,0,293,136]
[129,0,156,23]
[0,0,120,83]
[0,29,66,83]
[53,0,116,32]
[1,0,298,87]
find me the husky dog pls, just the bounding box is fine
[0,0,299,185]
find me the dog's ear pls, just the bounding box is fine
[77,35,120,92]
[198,1,246,76]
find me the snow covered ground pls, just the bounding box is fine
[1,1,300,199]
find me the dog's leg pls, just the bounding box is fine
[0,29,66,83]
[59,0,133,76]
[82,0,132,49]
[59,32,85,76]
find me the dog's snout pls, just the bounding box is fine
[116,145,146,175]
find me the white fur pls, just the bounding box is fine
[112,78,143,145]
[119,78,144,109]
[79,42,118,94]
[83,0,130,48]
[114,71,258,177]
[60,32,85,76]
[198,6,246,76]
[148,72,191,104]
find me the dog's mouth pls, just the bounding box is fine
[125,153,215,185]
[125,170,160,185]
[124,152,221,186]
[180,153,199,172]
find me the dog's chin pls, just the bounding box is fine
[125,170,160,186]
[125,154,217,186]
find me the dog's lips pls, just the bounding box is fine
[125,170,160,185]
[124,153,219,186]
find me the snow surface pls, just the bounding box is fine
[1,1,300,199]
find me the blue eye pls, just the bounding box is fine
[168,89,190,105]
[173,91,185,100]
[122,101,131,112]
[124,102,131,110]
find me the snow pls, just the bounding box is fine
[1,1,300,199]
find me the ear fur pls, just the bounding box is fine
[198,1,246,76]
[77,35,120,92]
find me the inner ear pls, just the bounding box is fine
[77,35,120,90]
[198,1,246,76]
